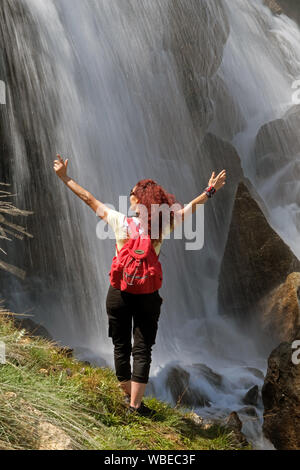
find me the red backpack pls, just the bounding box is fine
[109,217,163,294]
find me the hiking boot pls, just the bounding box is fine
[127,401,156,418]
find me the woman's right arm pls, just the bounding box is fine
[53,154,110,222]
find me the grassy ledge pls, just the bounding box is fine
[0,310,251,450]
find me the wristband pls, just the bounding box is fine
[204,186,216,198]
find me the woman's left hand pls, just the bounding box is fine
[208,169,226,191]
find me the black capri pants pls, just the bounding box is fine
[106,284,163,384]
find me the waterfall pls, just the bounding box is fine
[218,0,300,258]
[1,0,299,448]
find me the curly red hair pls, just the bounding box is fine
[133,179,183,245]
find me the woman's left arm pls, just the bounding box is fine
[177,169,227,220]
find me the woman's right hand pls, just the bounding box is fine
[53,154,69,179]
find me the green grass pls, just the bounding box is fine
[0,310,250,450]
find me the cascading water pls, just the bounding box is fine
[1,0,299,449]
[217,0,300,258]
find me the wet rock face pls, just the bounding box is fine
[208,76,247,142]
[263,0,283,15]
[165,0,230,137]
[254,107,300,223]
[266,0,300,25]
[167,0,230,78]
[255,107,300,178]
[243,385,259,407]
[191,363,223,389]
[218,181,300,322]
[255,118,299,181]
[262,329,300,450]
[264,0,300,26]
[200,133,244,185]
[194,133,245,265]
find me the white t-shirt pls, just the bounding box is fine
[105,209,177,256]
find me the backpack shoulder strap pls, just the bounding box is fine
[126,217,140,239]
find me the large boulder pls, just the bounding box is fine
[258,272,300,343]
[165,363,224,409]
[166,365,211,408]
[218,181,300,321]
[262,328,300,449]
